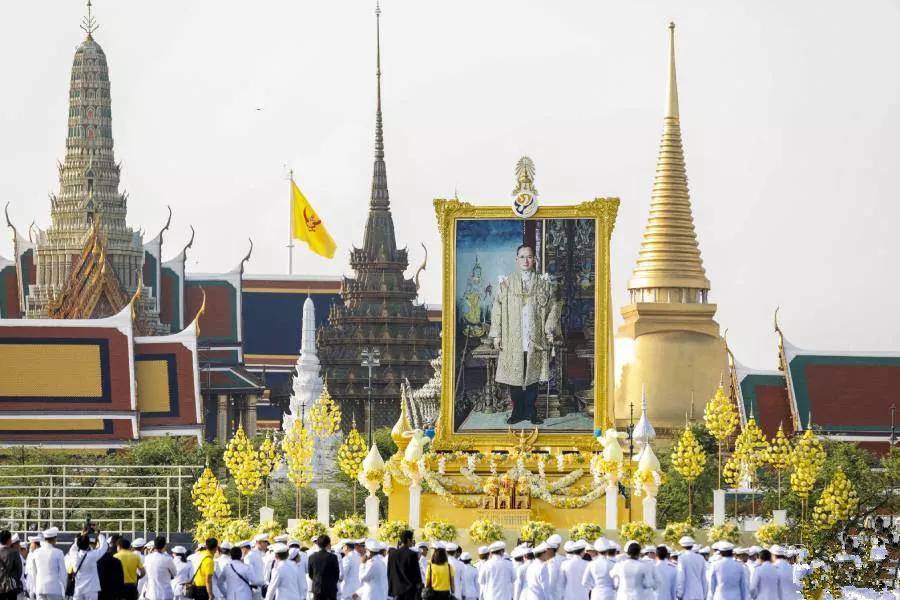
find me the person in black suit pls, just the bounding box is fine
[307,535,341,600]
[388,530,422,600]
[97,534,124,600]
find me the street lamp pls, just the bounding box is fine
[360,347,381,446]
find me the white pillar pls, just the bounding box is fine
[773,509,787,525]
[317,489,330,526]
[713,489,726,526]
[642,496,657,530]
[605,484,618,530]
[365,493,380,535]
[409,484,422,529]
[259,506,274,524]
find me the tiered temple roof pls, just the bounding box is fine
[316,5,440,431]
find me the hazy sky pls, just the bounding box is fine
[2,0,899,370]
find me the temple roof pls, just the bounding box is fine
[628,23,710,292]
[729,356,794,439]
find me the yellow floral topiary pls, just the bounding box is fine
[663,521,695,547]
[569,523,605,543]
[671,427,707,518]
[812,469,859,531]
[765,425,793,508]
[221,518,256,543]
[704,384,739,488]
[290,518,328,544]
[257,434,281,479]
[377,520,409,545]
[520,521,555,544]
[224,425,262,498]
[282,420,315,488]
[619,521,655,547]
[332,515,369,540]
[308,386,342,438]
[422,521,458,543]
[790,429,826,520]
[191,468,219,513]
[755,523,790,546]
[707,522,741,544]
[469,519,504,545]
[205,484,231,521]
[338,426,368,480]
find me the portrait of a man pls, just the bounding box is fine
[452,217,597,433]
[488,245,561,425]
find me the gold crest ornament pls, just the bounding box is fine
[511,157,539,218]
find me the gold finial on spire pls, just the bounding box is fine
[666,22,678,119]
[81,0,99,39]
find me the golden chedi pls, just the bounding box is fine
[615,23,727,433]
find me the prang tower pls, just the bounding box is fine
[615,23,727,432]
[316,5,440,432]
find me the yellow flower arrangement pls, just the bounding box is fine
[256,519,283,540]
[282,420,315,488]
[707,522,741,544]
[812,469,859,530]
[662,521,695,546]
[191,467,219,513]
[331,515,368,540]
[569,523,605,543]
[755,522,789,546]
[790,429,826,519]
[204,484,232,521]
[422,521,457,543]
[308,386,342,438]
[704,384,739,487]
[193,518,224,543]
[290,518,328,544]
[224,425,263,498]
[619,521,655,547]
[338,426,368,480]
[520,521,555,544]
[468,519,504,545]
[765,425,793,508]
[257,434,281,479]
[671,427,707,518]
[221,518,256,543]
[377,520,409,545]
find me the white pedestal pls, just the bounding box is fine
[773,509,787,525]
[642,496,657,530]
[605,484,619,529]
[259,506,274,524]
[287,518,299,531]
[713,489,726,526]
[317,489,330,526]
[409,484,422,529]
[365,493,380,535]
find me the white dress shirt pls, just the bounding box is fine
[31,543,68,598]
[143,552,177,600]
[514,561,530,600]
[222,559,263,600]
[66,535,109,598]
[450,557,465,600]
[521,560,550,600]
[358,556,388,600]
[609,559,655,600]
[675,551,707,600]
[341,552,361,599]
[479,555,515,600]
[708,558,748,600]
[246,549,266,586]
[560,556,588,600]
[462,563,480,600]
[749,562,780,600]
[172,557,194,599]
[264,560,299,600]
[772,561,796,600]
[582,557,615,600]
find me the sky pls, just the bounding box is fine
[2,0,899,370]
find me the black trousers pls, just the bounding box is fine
[122,583,139,600]
[508,352,539,422]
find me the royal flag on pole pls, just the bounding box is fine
[291,178,336,259]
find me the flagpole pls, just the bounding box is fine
[288,169,295,275]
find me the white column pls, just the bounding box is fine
[605,484,618,530]
[772,509,787,525]
[408,484,422,529]
[317,489,330,527]
[642,497,657,530]
[365,494,380,535]
[713,489,726,526]
[259,506,274,524]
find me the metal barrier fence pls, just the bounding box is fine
[0,464,203,539]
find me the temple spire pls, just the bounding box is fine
[80,0,98,39]
[369,0,389,210]
[627,21,710,297]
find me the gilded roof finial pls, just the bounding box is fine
[81,0,99,39]
[666,22,678,119]
[368,0,390,211]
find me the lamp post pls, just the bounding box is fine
[361,347,381,446]
[891,404,897,448]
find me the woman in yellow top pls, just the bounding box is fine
[424,547,454,600]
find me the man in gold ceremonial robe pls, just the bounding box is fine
[489,244,562,425]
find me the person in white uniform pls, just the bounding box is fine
[340,541,362,600]
[544,536,564,600]
[511,546,529,600]
[520,544,551,600]
[214,543,234,600]
[674,538,706,600]
[609,542,655,600]
[748,549,780,600]
[707,542,748,600]
[65,532,108,600]
[559,541,588,600]
[653,547,677,600]
[31,528,67,600]
[222,546,263,600]
[582,540,616,600]
[459,553,479,600]
[478,542,515,600]
[245,536,268,599]
[358,541,388,600]
[446,544,464,600]
[769,547,796,600]
[416,544,429,583]
[171,547,193,600]
[264,545,299,600]
[142,537,177,600]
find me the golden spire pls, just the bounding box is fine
[628,22,710,294]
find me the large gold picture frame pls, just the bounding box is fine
[432,198,619,451]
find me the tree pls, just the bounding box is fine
[670,427,708,520]
[765,425,793,509]
[703,384,738,488]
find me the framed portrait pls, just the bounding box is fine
[432,198,619,450]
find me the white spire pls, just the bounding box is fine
[285,297,322,432]
[300,296,318,359]
[632,384,656,459]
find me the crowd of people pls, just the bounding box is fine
[0,527,817,600]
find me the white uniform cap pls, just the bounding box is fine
[27,535,42,543]
[734,547,748,555]
[563,541,575,553]
[42,527,60,539]
[10,534,19,544]
[785,548,797,558]
[445,542,459,552]
[570,540,587,552]
[533,543,549,554]
[431,541,445,550]
[286,548,298,559]
[239,540,252,549]
[641,546,656,554]
[748,546,762,555]
[577,540,590,550]
[478,546,490,555]
[769,545,787,557]
[416,542,429,549]
[133,537,146,548]
[678,536,696,548]
[271,543,289,554]
[172,546,187,554]
[699,546,710,554]
[546,534,562,549]
[488,541,506,553]
[713,541,734,552]
[288,540,300,547]
[221,542,233,550]
[365,539,381,551]
[594,538,613,552]
[511,547,526,559]
[460,552,471,561]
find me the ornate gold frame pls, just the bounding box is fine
[432,198,620,451]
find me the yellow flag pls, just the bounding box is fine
[291,180,336,259]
